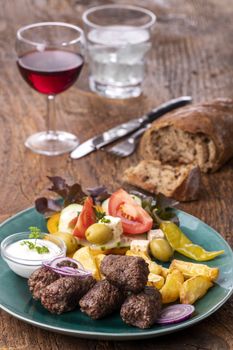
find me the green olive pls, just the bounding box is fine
[149,238,173,262]
[85,223,113,245]
[52,231,79,254]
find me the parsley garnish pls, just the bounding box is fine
[100,217,111,223]
[29,226,41,239]
[35,245,49,254]
[94,206,106,221]
[21,226,49,254]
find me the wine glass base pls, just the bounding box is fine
[25,131,79,156]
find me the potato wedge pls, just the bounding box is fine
[147,273,164,290]
[126,249,162,275]
[170,259,219,282]
[149,261,162,275]
[73,247,100,280]
[95,254,106,280]
[160,266,170,279]
[89,249,107,256]
[160,269,184,304]
[108,247,128,255]
[126,249,150,260]
[180,276,213,304]
[90,247,128,256]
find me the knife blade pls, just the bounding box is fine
[70,96,192,159]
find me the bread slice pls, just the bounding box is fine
[142,126,216,173]
[140,99,233,173]
[123,160,201,202]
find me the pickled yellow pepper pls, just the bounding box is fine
[160,221,224,261]
[47,213,60,234]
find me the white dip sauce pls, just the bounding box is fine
[6,239,61,261]
[5,239,62,278]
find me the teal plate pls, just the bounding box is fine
[0,207,233,340]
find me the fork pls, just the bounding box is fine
[105,125,149,157]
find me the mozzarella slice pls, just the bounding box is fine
[101,198,110,215]
[58,203,83,234]
[98,215,123,241]
[130,239,149,254]
[148,229,165,241]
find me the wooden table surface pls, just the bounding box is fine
[0,0,233,349]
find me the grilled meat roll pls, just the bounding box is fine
[120,286,162,329]
[40,275,95,314]
[28,266,60,300]
[100,255,149,293]
[79,279,125,320]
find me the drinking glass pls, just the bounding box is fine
[16,22,84,156]
[82,5,156,99]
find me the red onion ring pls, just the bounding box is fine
[43,257,92,277]
[49,257,83,269]
[156,304,195,325]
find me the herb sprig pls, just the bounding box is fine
[21,227,49,254]
[94,206,106,221]
[100,217,111,223]
[28,226,41,239]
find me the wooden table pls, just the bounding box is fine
[0,0,233,349]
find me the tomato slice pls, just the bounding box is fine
[69,216,78,229]
[108,189,153,234]
[73,197,96,238]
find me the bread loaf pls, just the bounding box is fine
[124,161,201,202]
[140,99,233,173]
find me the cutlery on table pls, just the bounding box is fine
[70,96,192,159]
[105,126,149,157]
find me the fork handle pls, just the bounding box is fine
[129,126,149,141]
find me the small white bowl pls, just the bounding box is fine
[1,232,66,278]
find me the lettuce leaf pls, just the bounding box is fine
[35,197,62,218]
[130,190,179,228]
[35,177,87,217]
[35,177,179,226]
[86,186,111,204]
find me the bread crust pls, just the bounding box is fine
[140,99,233,172]
[171,166,201,201]
[124,160,201,202]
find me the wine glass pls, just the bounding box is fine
[16,22,84,156]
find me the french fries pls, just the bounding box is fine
[160,269,184,304]
[180,276,213,304]
[170,259,219,282]
[160,266,170,279]
[147,273,164,290]
[72,246,218,306]
[126,249,162,275]
[73,246,100,280]
[95,253,106,280]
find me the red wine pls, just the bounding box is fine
[17,50,84,95]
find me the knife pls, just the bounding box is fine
[70,96,192,159]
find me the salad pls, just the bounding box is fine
[34,176,224,309]
[36,176,223,261]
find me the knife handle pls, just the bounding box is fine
[144,96,192,124]
[94,119,143,149]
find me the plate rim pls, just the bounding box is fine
[0,206,233,340]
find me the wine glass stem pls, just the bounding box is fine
[47,95,57,135]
